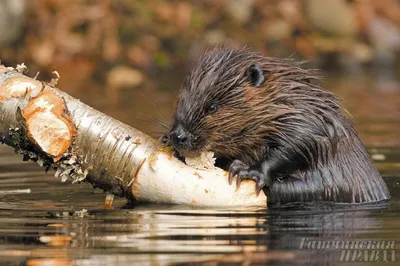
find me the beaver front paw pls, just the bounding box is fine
[228,159,272,196]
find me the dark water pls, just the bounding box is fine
[0,68,399,266]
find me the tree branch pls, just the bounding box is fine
[0,64,266,207]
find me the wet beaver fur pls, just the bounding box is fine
[164,47,390,205]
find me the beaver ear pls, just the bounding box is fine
[247,64,265,87]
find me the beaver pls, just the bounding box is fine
[163,47,390,205]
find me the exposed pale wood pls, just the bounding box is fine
[0,64,266,207]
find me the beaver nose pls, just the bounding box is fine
[171,125,192,147]
[176,133,188,144]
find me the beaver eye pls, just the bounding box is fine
[247,64,265,87]
[205,103,218,114]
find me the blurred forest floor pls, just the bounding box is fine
[0,0,399,93]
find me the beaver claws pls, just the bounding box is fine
[228,159,271,196]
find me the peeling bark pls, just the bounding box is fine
[0,64,267,207]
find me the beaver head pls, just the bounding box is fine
[165,47,337,165]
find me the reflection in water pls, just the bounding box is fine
[0,70,399,265]
[0,155,398,266]
[265,203,394,265]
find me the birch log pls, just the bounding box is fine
[0,64,267,207]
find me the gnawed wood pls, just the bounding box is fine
[0,64,267,207]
